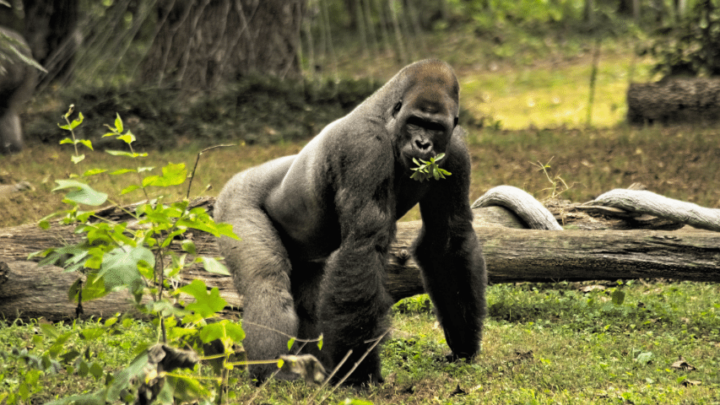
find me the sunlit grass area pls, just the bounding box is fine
[462,54,657,129]
[328,28,658,130]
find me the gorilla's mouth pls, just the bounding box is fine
[404,149,437,162]
[401,150,439,173]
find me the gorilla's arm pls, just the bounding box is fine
[317,132,395,384]
[412,137,487,359]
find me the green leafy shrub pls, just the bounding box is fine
[11,106,255,404]
[644,0,720,77]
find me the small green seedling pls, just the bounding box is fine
[410,153,451,182]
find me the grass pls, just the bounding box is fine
[461,53,657,129]
[2,280,719,404]
[465,125,720,208]
[1,124,718,228]
[0,141,304,228]
[0,317,155,404]
[323,26,659,129]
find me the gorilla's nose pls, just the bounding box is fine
[414,138,432,152]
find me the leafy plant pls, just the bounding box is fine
[8,106,370,404]
[643,0,720,77]
[20,106,258,404]
[410,153,451,182]
[1,104,402,404]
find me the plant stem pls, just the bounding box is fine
[156,247,167,344]
[186,144,235,200]
[125,142,151,202]
[63,114,80,158]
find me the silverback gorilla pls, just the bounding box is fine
[215,59,487,385]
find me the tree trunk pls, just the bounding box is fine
[676,0,686,19]
[140,0,305,89]
[2,198,719,321]
[0,27,37,154]
[344,0,359,30]
[374,0,392,55]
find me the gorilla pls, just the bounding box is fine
[215,59,486,385]
[0,27,36,154]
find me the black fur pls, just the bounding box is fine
[215,59,487,385]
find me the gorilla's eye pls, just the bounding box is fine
[454,117,459,127]
[393,101,402,115]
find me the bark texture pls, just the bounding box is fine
[627,78,720,124]
[0,260,143,320]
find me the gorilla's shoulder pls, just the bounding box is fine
[223,155,296,194]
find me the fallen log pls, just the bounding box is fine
[393,223,720,285]
[627,78,720,125]
[1,194,719,321]
[0,261,145,321]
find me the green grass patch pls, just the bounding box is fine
[0,317,154,404]
[2,280,718,404]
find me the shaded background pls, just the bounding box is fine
[1,0,719,227]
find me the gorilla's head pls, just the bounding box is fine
[387,60,460,173]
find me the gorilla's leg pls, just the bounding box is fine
[215,175,299,382]
[242,279,298,382]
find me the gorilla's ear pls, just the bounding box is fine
[454,117,459,128]
[392,100,402,118]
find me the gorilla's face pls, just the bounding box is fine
[389,68,460,174]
